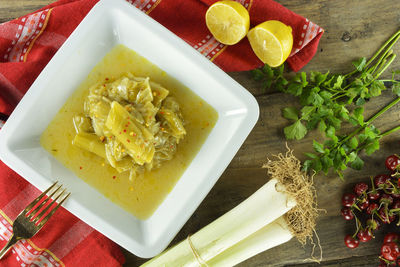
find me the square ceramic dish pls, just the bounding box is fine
[0,0,259,258]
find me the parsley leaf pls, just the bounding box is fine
[312,140,325,153]
[351,156,364,170]
[282,107,299,121]
[352,57,367,72]
[284,120,307,140]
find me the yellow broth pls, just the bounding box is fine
[40,45,218,220]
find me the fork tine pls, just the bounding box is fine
[37,192,70,228]
[27,184,62,220]
[32,188,66,224]
[23,181,58,215]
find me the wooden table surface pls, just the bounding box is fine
[3,1,400,266]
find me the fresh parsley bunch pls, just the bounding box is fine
[252,30,400,178]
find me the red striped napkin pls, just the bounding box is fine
[0,0,323,266]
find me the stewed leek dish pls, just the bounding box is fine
[41,45,218,219]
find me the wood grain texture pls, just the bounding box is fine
[3,0,400,266]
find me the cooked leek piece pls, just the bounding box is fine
[135,78,153,104]
[73,133,132,173]
[73,132,107,159]
[105,138,128,161]
[108,77,139,103]
[105,101,155,165]
[86,98,111,136]
[125,104,145,124]
[150,81,169,108]
[73,115,93,134]
[159,108,186,139]
[104,142,134,173]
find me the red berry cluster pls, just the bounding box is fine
[341,155,400,266]
[379,233,400,266]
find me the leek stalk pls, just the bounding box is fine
[142,179,296,267]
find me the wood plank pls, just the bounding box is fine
[0,1,53,23]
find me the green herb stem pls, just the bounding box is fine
[374,54,397,79]
[365,30,400,69]
[366,96,400,124]
[337,97,400,146]
[344,30,400,78]
[381,125,400,137]
[338,127,363,146]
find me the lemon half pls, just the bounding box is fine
[247,20,293,67]
[205,1,250,45]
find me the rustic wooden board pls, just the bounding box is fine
[3,0,400,266]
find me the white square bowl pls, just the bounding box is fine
[0,0,259,258]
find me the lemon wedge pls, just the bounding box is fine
[247,20,293,67]
[205,1,250,45]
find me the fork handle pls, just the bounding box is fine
[0,234,18,260]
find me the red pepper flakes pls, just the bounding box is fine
[160,111,164,115]
[79,166,83,170]
[127,121,131,125]
[103,84,106,87]
[105,77,109,81]
[125,124,128,128]
[123,129,127,133]
[119,132,122,135]
[127,139,131,143]
[112,176,116,179]
[206,122,210,127]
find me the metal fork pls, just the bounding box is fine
[0,182,70,259]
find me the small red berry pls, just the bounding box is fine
[367,218,381,230]
[392,201,400,210]
[342,193,357,207]
[354,182,369,196]
[375,174,391,188]
[369,191,381,200]
[386,155,400,172]
[381,194,394,205]
[384,233,400,244]
[341,207,354,220]
[359,198,369,210]
[381,242,400,261]
[344,235,359,249]
[357,229,373,242]
[379,258,396,267]
[379,208,396,223]
[367,203,379,215]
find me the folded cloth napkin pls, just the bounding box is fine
[0,0,323,266]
